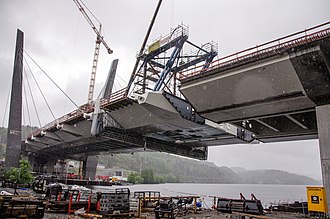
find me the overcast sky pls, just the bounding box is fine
[1,0,329,180]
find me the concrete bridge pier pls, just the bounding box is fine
[316,104,330,210]
[28,155,38,172]
[82,155,98,180]
[28,155,56,174]
[44,159,56,174]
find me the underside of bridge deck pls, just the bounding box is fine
[23,91,255,162]
[180,36,330,143]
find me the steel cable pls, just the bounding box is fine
[23,67,36,133]
[23,57,56,121]
[22,79,31,127]
[23,65,42,127]
[23,50,79,109]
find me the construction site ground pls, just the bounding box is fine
[42,209,310,219]
[1,187,311,219]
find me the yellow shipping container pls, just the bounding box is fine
[307,186,328,213]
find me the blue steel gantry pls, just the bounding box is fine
[128,24,218,96]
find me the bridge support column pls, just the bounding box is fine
[82,155,98,180]
[54,160,66,180]
[28,155,39,173]
[28,155,55,175]
[44,159,56,175]
[5,29,24,169]
[316,104,330,210]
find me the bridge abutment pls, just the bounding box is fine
[82,155,98,180]
[316,104,330,210]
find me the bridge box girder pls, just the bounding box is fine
[108,91,252,144]
[22,90,254,161]
[180,53,316,122]
[180,37,330,143]
[109,91,203,132]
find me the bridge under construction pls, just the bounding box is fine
[3,0,330,211]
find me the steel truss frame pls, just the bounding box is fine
[128,24,218,96]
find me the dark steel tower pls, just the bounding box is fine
[5,29,24,169]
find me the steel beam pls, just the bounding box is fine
[254,119,281,132]
[284,114,309,130]
[61,124,85,137]
[44,132,63,142]
[101,127,207,160]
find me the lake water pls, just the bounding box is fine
[95,183,315,208]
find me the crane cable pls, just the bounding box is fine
[23,51,79,109]
[170,0,174,30]
[23,64,42,127]
[127,0,163,95]
[79,0,101,25]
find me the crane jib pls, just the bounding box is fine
[72,0,113,103]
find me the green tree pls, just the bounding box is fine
[141,168,155,184]
[154,175,164,184]
[4,159,34,184]
[127,172,144,184]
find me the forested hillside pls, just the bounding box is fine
[99,152,320,185]
[0,126,320,185]
[0,126,37,143]
[0,126,37,158]
[237,169,318,185]
[100,152,240,183]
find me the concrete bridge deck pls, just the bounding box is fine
[22,22,330,162]
[17,21,330,211]
[23,89,252,162]
[18,22,329,170]
[179,23,330,143]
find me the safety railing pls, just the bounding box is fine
[100,87,128,107]
[179,21,330,80]
[147,24,189,54]
[29,88,129,138]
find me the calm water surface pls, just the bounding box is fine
[95,183,314,208]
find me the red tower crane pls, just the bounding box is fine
[73,0,113,104]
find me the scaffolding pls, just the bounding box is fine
[128,24,218,96]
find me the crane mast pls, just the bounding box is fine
[73,0,113,104]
